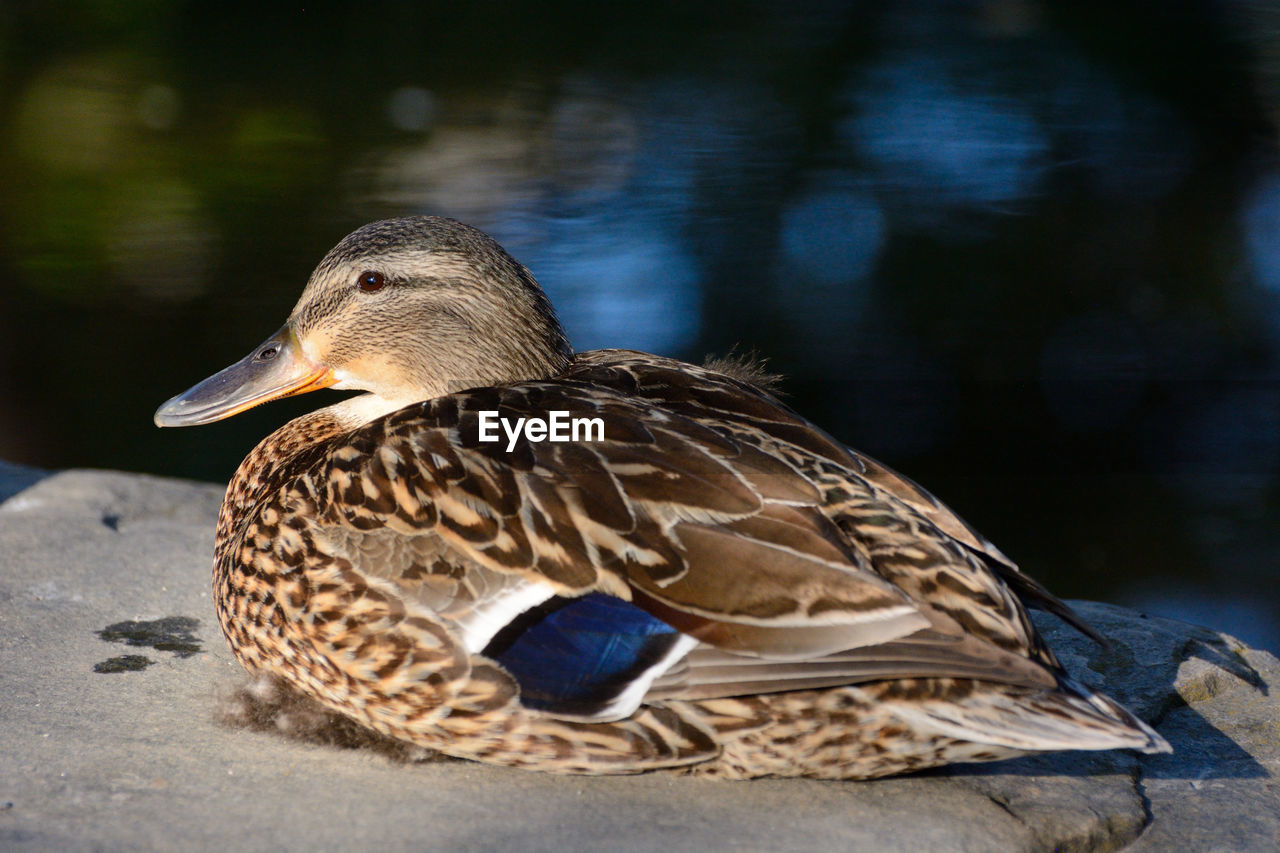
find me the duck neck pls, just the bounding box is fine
[325,393,422,429]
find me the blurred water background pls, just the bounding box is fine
[1,1,1279,651]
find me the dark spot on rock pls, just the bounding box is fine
[101,514,120,531]
[97,616,202,658]
[94,655,154,673]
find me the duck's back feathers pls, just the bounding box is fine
[211,348,1166,775]
[317,357,936,656]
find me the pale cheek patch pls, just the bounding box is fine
[299,327,337,366]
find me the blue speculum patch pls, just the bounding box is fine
[485,592,681,715]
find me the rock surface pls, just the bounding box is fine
[1,460,1277,852]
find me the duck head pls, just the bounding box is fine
[155,216,572,427]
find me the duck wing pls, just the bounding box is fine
[307,354,1067,719]
[567,350,1106,644]
[320,380,928,649]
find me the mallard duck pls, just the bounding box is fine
[155,216,1169,778]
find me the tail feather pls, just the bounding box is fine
[892,676,1170,755]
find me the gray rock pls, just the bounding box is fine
[1,466,1276,852]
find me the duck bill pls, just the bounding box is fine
[154,326,334,428]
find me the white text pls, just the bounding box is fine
[477,410,605,451]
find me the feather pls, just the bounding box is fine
[483,592,694,721]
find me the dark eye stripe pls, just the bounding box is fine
[357,270,386,292]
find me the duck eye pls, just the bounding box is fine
[356,270,386,293]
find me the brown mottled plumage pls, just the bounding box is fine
[156,216,1169,778]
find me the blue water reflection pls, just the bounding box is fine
[850,56,1051,213]
[1243,172,1280,294]
[780,186,886,287]
[510,219,702,354]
